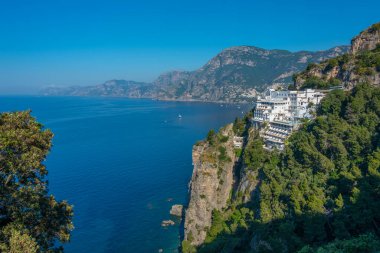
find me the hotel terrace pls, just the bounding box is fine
[252,88,327,150]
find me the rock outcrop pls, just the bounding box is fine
[169,204,183,217]
[161,220,175,227]
[294,22,380,90]
[351,23,380,54]
[183,124,237,246]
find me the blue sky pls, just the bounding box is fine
[0,0,379,94]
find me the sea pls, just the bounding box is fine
[0,96,251,253]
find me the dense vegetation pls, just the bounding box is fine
[192,83,380,253]
[0,111,73,253]
[355,44,380,75]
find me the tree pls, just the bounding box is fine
[207,129,216,145]
[233,117,245,136]
[0,111,73,252]
[0,225,39,253]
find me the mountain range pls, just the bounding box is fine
[42,45,350,102]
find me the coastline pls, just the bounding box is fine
[37,94,257,104]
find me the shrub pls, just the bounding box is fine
[207,129,216,145]
[182,240,196,253]
[218,146,231,162]
[306,63,318,71]
[328,78,341,86]
[325,59,339,71]
[302,77,329,89]
[233,117,245,136]
[219,135,229,143]
[370,22,380,32]
[235,148,242,157]
[288,84,297,90]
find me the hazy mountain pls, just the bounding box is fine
[42,45,349,102]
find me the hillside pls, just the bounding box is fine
[183,84,380,253]
[153,46,348,102]
[294,23,380,90]
[41,46,349,102]
[182,23,380,253]
[41,80,153,97]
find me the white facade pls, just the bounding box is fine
[233,136,243,148]
[253,88,325,150]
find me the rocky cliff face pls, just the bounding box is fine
[351,23,380,54]
[294,22,380,90]
[184,124,237,246]
[236,129,260,204]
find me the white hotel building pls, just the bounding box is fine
[252,89,325,150]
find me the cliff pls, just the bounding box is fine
[183,124,237,246]
[351,23,380,54]
[235,129,260,204]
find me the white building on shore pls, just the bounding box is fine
[253,88,326,150]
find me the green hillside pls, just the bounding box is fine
[185,83,380,253]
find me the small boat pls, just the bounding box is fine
[178,114,182,119]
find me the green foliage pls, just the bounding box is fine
[182,240,197,253]
[369,22,380,32]
[0,225,39,253]
[292,73,300,83]
[0,111,74,252]
[205,210,226,243]
[198,84,380,253]
[302,77,328,89]
[233,117,245,136]
[298,233,380,253]
[200,207,254,253]
[318,89,346,115]
[207,129,216,145]
[301,76,341,89]
[234,148,242,157]
[288,84,297,90]
[325,58,339,71]
[243,137,266,170]
[338,53,352,65]
[218,146,231,162]
[306,63,318,71]
[328,78,341,86]
[355,49,380,75]
[219,135,229,143]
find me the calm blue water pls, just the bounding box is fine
[0,96,250,253]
